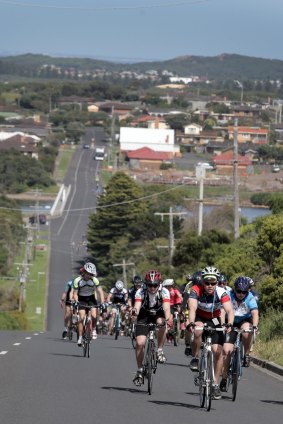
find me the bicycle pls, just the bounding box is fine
[67,301,79,341]
[193,324,225,411]
[141,323,165,395]
[226,328,256,401]
[130,321,136,349]
[113,303,124,340]
[171,309,180,347]
[79,304,100,358]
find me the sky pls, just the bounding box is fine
[0,0,283,63]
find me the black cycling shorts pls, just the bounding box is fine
[135,308,165,337]
[78,295,97,310]
[224,318,253,344]
[195,315,224,346]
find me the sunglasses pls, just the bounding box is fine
[204,281,217,286]
[236,289,248,294]
[147,283,158,288]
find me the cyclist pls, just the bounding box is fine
[162,278,182,342]
[187,266,234,400]
[128,275,143,309]
[72,262,105,346]
[132,270,171,386]
[217,274,232,293]
[248,277,259,304]
[60,279,75,339]
[220,276,259,392]
[181,271,202,356]
[107,280,128,335]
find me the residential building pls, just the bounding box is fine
[227,126,268,144]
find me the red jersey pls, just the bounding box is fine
[169,287,182,306]
[189,285,230,319]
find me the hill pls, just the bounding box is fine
[1,53,283,80]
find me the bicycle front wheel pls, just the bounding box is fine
[205,351,213,411]
[232,348,240,401]
[147,341,154,395]
[172,319,179,347]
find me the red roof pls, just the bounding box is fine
[212,151,252,166]
[127,147,170,161]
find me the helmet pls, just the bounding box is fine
[132,275,142,285]
[234,276,250,292]
[218,274,227,284]
[186,274,193,282]
[192,270,202,285]
[163,278,174,287]
[115,280,124,291]
[201,266,220,281]
[83,262,97,276]
[144,270,161,284]
[247,277,254,287]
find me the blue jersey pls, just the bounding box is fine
[229,290,258,324]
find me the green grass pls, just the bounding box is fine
[53,146,75,182]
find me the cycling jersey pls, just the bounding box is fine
[128,286,137,306]
[73,275,100,297]
[109,287,128,304]
[229,290,258,324]
[64,280,74,302]
[168,287,182,306]
[189,285,230,319]
[135,287,170,310]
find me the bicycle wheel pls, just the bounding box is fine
[199,355,206,408]
[85,322,91,358]
[131,324,136,349]
[114,313,120,340]
[231,348,240,401]
[68,315,73,341]
[205,351,213,411]
[147,341,154,395]
[172,319,178,347]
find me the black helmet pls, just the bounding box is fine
[218,274,227,285]
[192,270,202,285]
[133,275,142,285]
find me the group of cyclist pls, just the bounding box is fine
[60,262,259,400]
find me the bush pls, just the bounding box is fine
[0,311,27,330]
[258,308,283,342]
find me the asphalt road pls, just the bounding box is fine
[0,128,282,423]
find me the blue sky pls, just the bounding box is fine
[0,0,283,62]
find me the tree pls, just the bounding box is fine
[256,215,283,273]
[87,172,147,276]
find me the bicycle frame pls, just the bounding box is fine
[142,323,159,395]
[193,325,225,411]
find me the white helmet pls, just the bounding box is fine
[201,266,220,280]
[83,262,97,276]
[115,280,124,291]
[163,278,174,287]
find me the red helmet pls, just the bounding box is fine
[144,270,161,284]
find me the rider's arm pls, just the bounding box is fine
[188,297,197,323]
[162,300,171,321]
[97,286,105,303]
[181,291,189,311]
[251,308,259,328]
[222,300,234,327]
[73,289,78,303]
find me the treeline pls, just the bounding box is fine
[0,196,25,273]
[87,172,282,313]
[0,151,55,193]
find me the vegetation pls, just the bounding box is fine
[0,151,55,193]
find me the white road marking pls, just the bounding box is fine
[13,343,21,346]
[25,337,32,340]
[34,333,39,335]
[0,351,8,355]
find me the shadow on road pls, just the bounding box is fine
[50,352,83,358]
[149,400,200,410]
[101,386,147,394]
[165,362,189,368]
[261,400,283,405]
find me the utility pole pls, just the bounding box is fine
[195,165,206,236]
[233,118,240,239]
[155,207,187,267]
[108,106,115,169]
[112,259,135,289]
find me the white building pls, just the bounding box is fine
[120,127,179,156]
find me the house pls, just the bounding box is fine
[126,147,171,170]
[228,126,268,144]
[130,115,170,130]
[212,149,252,176]
[98,102,134,117]
[183,123,202,136]
[0,135,39,159]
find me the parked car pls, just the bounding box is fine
[272,165,280,173]
[29,214,47,225]
[83,143,90,149]
[197,162,214,170]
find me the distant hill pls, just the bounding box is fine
[0,53,283,80]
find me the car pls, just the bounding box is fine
[197,162,214,170]
[272,165,280,173]
[29,214,47,225]
[83,144,90,149]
